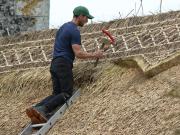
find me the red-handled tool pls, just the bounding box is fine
[102,29,115,45]
[94,29,116,67]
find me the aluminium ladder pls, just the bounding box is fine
[19,90,80,135]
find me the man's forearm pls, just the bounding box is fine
[75,50,95,59]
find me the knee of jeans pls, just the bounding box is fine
[62,91,73,98]
[52,91,60,95]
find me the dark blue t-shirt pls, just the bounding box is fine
[53,22,81,64]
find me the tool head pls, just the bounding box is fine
[102,29,116,45]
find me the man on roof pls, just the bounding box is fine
[26,6,104,123]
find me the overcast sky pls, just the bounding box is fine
[49,0,180,28]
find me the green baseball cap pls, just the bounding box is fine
[73,6,94,19]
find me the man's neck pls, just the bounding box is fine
[72,18,79,26]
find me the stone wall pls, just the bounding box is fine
[0,0,49,36]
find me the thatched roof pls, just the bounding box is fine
[0,10,180,135]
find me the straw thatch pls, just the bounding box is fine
[0,62,180,135]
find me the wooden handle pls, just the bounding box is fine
[94,43,105,67]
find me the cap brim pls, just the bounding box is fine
[87,14,94,19]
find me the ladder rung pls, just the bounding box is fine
[31,123,46,128]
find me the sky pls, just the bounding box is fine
[49,0,180,28]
